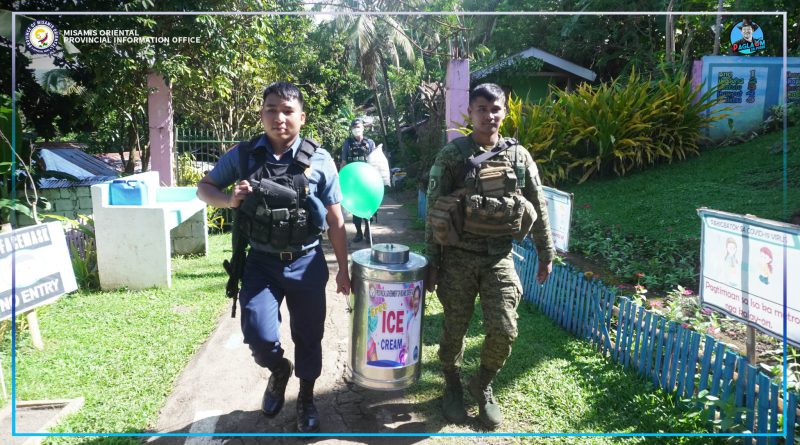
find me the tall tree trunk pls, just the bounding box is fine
[125,123,139,174]
[666,0,676,64]
[409,93,419,138]
[141,141,151,172]
[680,23,696,71]
[713,0,724,55]
[373,90,390,151]
[380,57,405,155]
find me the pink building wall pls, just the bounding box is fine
[147,73,174,186]
[445,59,470,142]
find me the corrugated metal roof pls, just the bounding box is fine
[471,46,597,82]
[39,147,120,178]
[38,177,117,189]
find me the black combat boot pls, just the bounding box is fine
[261,357,293,417]
[296,378,320,433]
[353,228,363,242]
[469,366,502,429]
[441,370,467,423]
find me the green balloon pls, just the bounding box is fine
[340,162,384,218]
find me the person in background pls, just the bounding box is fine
[340,118,376,242]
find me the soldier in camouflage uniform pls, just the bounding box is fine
[425,83,555,429]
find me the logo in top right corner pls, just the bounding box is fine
[730,19,766,55]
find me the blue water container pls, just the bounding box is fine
[109,179,149,205]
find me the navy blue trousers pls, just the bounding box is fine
[238,245,329,380]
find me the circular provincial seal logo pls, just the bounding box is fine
[25,19,59,55]
[730,19,765,55]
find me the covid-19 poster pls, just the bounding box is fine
[542,186,573,253]
[365,280,424,368]
[698,209,800,347]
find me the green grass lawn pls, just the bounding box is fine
[1,234,231,440]
[1,201,763,443]
[408,292,729,444]
[561,126,800,241]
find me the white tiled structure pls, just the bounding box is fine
[91,171,207,290]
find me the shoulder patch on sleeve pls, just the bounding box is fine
[428,164,443,193]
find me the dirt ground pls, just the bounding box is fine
[146,194,443,444]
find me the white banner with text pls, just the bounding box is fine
[698,209,800,347]
[542,186,573,253]
[0,222,77,321]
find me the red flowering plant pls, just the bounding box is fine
[691,294,721,336]
[615,272,648,307]
[632,272,648,307]
[657,285,697,323]
[654,285,727,337]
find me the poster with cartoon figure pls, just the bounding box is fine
[748,243,784,306]
[698,209,800,347]
[365,280,424,368]
[721,237,741,287]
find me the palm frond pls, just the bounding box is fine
[39,69,85,95]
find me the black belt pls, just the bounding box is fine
[264,246,315,262]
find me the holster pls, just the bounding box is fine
[254,178,298,208]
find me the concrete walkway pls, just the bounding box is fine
[147,194,434,443]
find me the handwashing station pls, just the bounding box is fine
[91,171,207,289]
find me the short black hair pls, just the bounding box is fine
[351,118,364,128]
[469,83,506,105]
[262,81,304,109]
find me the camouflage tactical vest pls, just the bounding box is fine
[429,136,537,251]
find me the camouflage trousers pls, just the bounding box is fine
[437,247,523,374]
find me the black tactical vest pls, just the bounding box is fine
[236,136,323,251]
[345,137,372,163]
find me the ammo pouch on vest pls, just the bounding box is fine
[237,178,314,249]
[463,194,526,237]
[462,165,532,237]
[428,188,466,246]
[476,165,518,198]
[348,139,370,162]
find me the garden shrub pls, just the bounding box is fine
[176,151,228,233]
[499,69,725,185]
[762,102,800,132]
[501,94,571,185]
[570,210,699,293]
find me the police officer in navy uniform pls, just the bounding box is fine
[197,82,350,433]
[340,118,376,242]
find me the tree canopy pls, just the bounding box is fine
[2,1,796,176]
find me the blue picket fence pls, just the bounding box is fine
[512,240,798,443]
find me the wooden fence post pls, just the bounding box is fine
[26,310,44,350]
